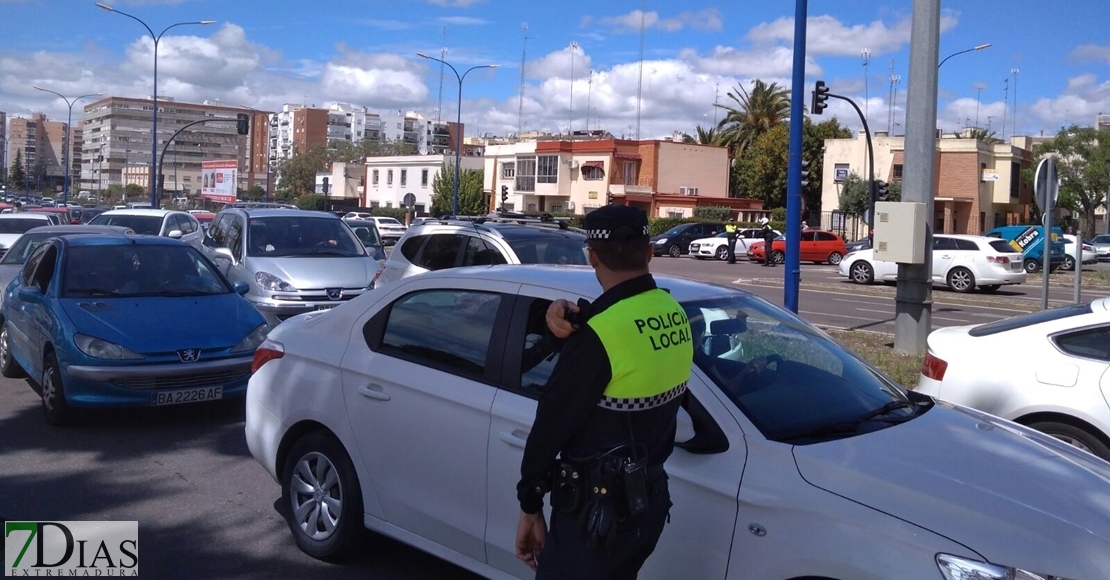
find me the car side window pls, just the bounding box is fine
[21,244,49,287]
[378,290,504,378]
[1053,326,1110,362]
[399,234,427,261]
[179,214,196,234]
[816,232,837,242]
[801,231,817,242]
[208,214,229,247]
[520,299,559,395]
[30,244,59,293]
[227,217,244,259]
[418,234,465,270]
[954,239,978,251]
[933,237,957,251]
[463,237,508,266]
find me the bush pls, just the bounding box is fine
[294,194,327,210]
[369,207,410,221]
[693,206,732,221]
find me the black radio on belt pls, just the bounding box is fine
[621,460,648,516]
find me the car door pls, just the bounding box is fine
[202,213,232,274]
[931,236,958,283]
[341,279,519,564]
[21,242,61,378]
[799,230,818,261]
[484,286,745,579]
[5,243,49,376]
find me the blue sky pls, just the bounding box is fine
[2,0,1108,142]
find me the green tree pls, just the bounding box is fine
[431,163,486,216]
[328,138,419,163]
[837,173,902,216]
[953,128,1003,144]
[276,145,328,197]
[735,123,790,208]
[294,194,327,210]
[681,125,720,145]
[7,150,26,189]
[31,155,49,189]
[1029,125,1110,238]
[715,79,791,161]
[244,185,266,201]
[802,118,852,215]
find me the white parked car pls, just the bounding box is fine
[0,213,53,258]
[246,266,1110,580]
[89,209,204,246]
[364,216,407,245]
[916,296,1110,462]
[688,228,780,261]
[1061,234,1098,271]
[839,233,1026,293]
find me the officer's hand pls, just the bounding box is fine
[515,510,547,571]
[546,299,580,339]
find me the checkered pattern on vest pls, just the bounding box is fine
[597,381,687,411]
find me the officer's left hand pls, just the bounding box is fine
[546,299,580,339]
[515,510,546,571]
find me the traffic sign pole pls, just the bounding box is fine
[1034,158,1058,310]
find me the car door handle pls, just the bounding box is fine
[357,384,391,402]
[498,430,529,448]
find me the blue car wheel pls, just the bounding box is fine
[41,353,73,426]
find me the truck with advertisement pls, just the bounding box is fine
[984,224,1067,274]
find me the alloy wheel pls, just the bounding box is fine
[289,452,344,541]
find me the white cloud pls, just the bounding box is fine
[426,0,486,6]
[359,19,414,31]
[597,8,723,34]
[321,46,428,107]
[747,11,958,56]
[525,43,592,81]
[435,16,487,26]
[1070,44,1110,65]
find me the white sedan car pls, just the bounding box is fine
[246,266,1110,580]
[688,228,779,261]
[916,296,1110,462]
[1062,234,1098,271]
[839,233,1026,293]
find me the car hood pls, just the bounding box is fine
[60,295,263,353]
[0,234,24,248]
[792,401,1110,577]
[246,255,377,289]
[690,236,724,245]
[0,264,22,291]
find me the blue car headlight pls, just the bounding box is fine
[74,334,143,360]
[937,554,1074,580]
[232,324,270,353]
[255,271,296,292]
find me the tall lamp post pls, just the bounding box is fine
[416,52,499,216]
[938,43,991,69]
[95,3,215,209]
[237,104,273,202]
[32,87,103,207]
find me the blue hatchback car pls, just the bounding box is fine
[0,235,269,425]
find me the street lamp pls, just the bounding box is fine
[32,87,104,207]
[237,104,273,202]
[938,43,991,69]
[95,2,215,209]
[416,52,499,216]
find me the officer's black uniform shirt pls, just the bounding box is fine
[516,273,683,514]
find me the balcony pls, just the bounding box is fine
[609,178,653,196]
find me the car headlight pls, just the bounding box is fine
[255,271,297,292]
[937,554,1074,580]
[74,334,143,360]
[655,238,668,245]
[231,323,270,353]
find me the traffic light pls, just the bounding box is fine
[322,177,329,195]
[501,185,509,204]
[800,159,811,187]
[811,80,829,115]
[236,113,250,136]
[876,180,889,201]
[607,192,614,205]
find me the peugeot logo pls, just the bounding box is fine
[178,349,201,363]
[326,288,344,301]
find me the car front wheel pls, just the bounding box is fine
[849,261,874,284]
[1027,421,1110,462]
[715,246,729,261]
[282,431,364,561]
[772,250,785,264]
[41,353,72,426]
[668,244,682,258]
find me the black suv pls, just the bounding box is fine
[652,222,724,257]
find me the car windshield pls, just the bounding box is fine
[346,221,382,246]
[247,216,364,258]
[1,232,56,264]
[0,219,46,234]
[377,218,403,226]
[1093,235,1110,244]
[685,294,923,443]
[661,226,691,237]
[90,214,162,235]
[508,238,589,265]
[62,244,230,298]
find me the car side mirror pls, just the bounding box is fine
[18,286,43,303]
[214,247,234,260]
[167,229,184,239]
[365,246,378,259]
[232,281,250,295]
[675,390,729,455]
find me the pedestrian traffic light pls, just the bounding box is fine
[501,185,509,204]
[236,113,250,136]
[876,180,889,201]
[811,80,829,115]
[800,159,811,187]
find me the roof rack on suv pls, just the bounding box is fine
[225,202,297,210]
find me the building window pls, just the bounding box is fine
[502,162,515,179]
[892,164,903,181]
[666,209,684,218]
[1010,161,1020,198]
[421,169,429,187]
[516,156,536,192]
[538,155,559,184]
[582,164,604,180]
[387,169,393,185]
[400,169,407,187]
[623,161,637,185]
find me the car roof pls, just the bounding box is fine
[0,213,52,220]
[228,208,339,219]
[62,234,188,248]
[25,225,132,236]
[98,209,176,217]
[410,265,743,303]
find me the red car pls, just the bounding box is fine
[746,229,848,265]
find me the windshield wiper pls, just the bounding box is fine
[67,288,116,297]
[305,248,357,256]
[779,400,919,442]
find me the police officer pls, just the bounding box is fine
[515,204,693,580]
[760,217,775,267]
[724,217,738,264]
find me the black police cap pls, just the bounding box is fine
[583,204,650,241]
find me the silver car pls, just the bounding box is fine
[1091,234,1110,262]
[194,208,379,326]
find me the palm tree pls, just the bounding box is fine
[953,128,1003,144]
[681,125,720,145]
[714,79,791,158]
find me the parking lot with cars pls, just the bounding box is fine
[2,211,1110,579]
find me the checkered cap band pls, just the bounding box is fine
[598,381,687,411]
[586,225,651,240]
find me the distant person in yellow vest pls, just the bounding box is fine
[724,217,738,264]
[515,204,692,579]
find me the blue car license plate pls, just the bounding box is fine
[150,386,223,407]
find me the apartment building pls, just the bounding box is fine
[370,110,457,156]
[79,96,249,196]
[269,104,328,162]
[819,129,1035,236]
[363,154,483,213]
[7,113,69,189]
[482,138,759,218]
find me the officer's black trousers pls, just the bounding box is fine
[726,235,736,263]
[536,477,671,580]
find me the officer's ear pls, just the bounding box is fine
[644,242,653,265]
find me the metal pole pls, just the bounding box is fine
[151,38,159,208]
[783,0,809,314]
[893,0,941,355]
[1043,210,1053,310]
[454,73,462,216]
[1074,232,1082,304]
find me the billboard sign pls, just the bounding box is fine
[201,160,238,204]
